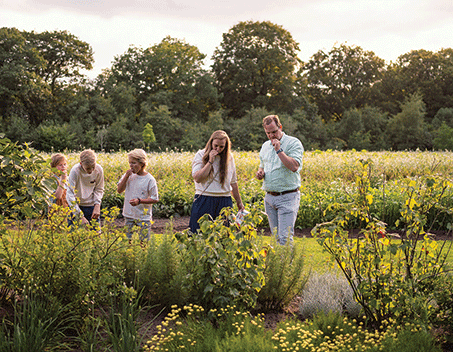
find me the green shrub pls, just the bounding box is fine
[299,271,362,319]
[136,230,187,307]
[312,159,452,327]
[430,273,453,346]
[257,239,308,311]
[0,135,53,219]
[0,207,130,312]
[175,207,267,312]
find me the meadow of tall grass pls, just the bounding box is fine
[58,149,453,230]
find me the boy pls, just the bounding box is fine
[67,149,105,227]
[117,149,159,241]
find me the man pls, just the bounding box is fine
[256,115,304,245]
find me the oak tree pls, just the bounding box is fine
[212,20,302,118]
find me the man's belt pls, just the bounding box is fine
[267,188,299,196]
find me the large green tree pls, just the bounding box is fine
[0,27,94,134]
[386,92,431,150]
[302,43,385,121]
[336,106,388,150]
[0,27,50,128]
[212,20,302,118]
[104,36,219,122]
[25,30,93,93]
[374,49,453,122]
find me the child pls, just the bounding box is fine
[49,153,69,208]
[66,149,104,226]
[117,149,159,241]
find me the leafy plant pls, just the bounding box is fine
[0,206,129,311]
[0,135,53,219]
[257,238,308,311]
[175,206,267,312]
[103,292,151,352]
[136,229,187,307]
[312,159,452,327]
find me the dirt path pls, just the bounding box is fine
[147,216,312,237]
[146,216,452,240]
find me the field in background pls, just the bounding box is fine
[49,150,453,230]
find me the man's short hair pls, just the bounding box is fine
[263,115,282,128]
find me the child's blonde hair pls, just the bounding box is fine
[128,149,148,167]
[80,149,96,167]
[50,153,67,168]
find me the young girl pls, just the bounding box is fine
[189,130,244,233]
[117,149,159,241]
[66,149,104,226]
[49,153,68,208]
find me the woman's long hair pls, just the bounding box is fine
[202,130,231,187]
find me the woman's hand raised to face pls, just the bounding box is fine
[209,149,218,163]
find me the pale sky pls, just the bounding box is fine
[1,0,453,79]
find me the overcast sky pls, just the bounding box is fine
[2,0,453,79]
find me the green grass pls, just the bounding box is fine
[292,236,453,274]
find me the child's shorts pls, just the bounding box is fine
[125,218,151,241]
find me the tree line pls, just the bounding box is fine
[1,21,453,152]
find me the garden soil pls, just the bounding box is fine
[134,216,452,240]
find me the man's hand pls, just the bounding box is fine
[271,139,281,151]
[256,169,265,180]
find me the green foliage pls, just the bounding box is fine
[152,176,193,217]
[312,159,452,327]
[429,273,453,346]
[142,122,156,147]
[336,106,388,151]
[431,107,453,129]
[0,27,93,130]
[386,92,431,150]
[432,122,453,151]
[212,20,302,117]
[0,135,53,219]
[135,231,187,307]
[228,107,270,151]
[103,293,148,352]
[175,207,267,312]
[0,207,129,311]
[303,43,385,121]
[34,122,77,152]
[106,35,217,125]
[3,27,453,152]
[102,181,125,210]
[0,290,72,352]
[257,239,308,311]
[390,49,453,122]
[142,105,183,151]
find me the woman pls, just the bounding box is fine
[189,130,245,233]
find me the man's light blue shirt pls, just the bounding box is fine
[259,132,304,192]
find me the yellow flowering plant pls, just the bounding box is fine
[312,159,452,328]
